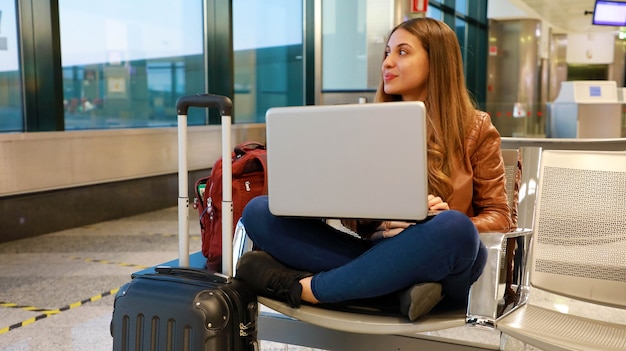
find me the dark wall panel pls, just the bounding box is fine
[1,169,209,243]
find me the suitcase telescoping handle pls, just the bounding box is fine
[176,94,233,117]
[175,94,234,275]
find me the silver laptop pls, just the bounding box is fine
[265,101,429,221]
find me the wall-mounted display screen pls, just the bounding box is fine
[592,0,626,26]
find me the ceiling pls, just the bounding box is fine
[515,0,617,34]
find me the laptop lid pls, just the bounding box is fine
[265,101,429,221]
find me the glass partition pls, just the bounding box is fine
[0,2,23,132]
[58,0,206,129]
[321,0,391,92]
[232,0,304,123]
[427,5,443,20]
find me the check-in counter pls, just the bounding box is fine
[548,81,621,138]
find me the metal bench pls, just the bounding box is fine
[496,150,626,351]
[232,147,539,350]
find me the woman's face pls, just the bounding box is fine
[382,28,429,101]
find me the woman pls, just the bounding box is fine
[235,17,512,321]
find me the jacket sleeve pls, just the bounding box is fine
[469,114,514,232]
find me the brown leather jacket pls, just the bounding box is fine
[343,111,513,236]
[448,111,513,233]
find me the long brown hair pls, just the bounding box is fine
[374,17,476,199]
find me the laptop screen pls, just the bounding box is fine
[265,101,429,221]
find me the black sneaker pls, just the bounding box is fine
[235,251,312,308]
[399,282,443,321]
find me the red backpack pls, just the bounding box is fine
[194,141,267,272]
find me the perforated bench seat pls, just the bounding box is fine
[497,304,626,351]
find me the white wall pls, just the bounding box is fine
[566,32,616,64]
[487,0,539,20]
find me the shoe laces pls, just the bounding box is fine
[266,272,301,308]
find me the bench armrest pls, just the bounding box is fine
[467,228,533,327]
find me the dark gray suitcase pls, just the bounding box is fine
[111,94,258,350]
[111,267,258,351]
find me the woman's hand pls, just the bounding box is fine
[372,221,412,239]
[369,195,449,239]
[428,194,449,211]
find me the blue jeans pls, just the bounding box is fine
[242,196,487,306]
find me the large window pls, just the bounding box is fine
[429,0,488,107]
[321,0,392,92]
[427,5,443,20]
[58,0,206,129]
[317,0,486,105]
[232,0,305,123]
[0,2,23,132]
